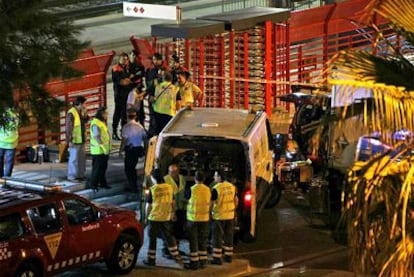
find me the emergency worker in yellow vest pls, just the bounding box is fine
[143,168,182,267]
[0,108,19,177]
[184,171,211,270]
[66,96,88,182]
[152,71,181,136]
[210,170,238,265]
[88,107,111,191]
[177,70,203,108]
[164,163,187,255]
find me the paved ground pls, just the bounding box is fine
[9,155,353,276]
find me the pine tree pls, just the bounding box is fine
[0,0,89,128]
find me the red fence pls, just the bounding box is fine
[17,49,115,158]
[130,0,398,117]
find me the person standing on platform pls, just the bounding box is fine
[112,52,132,140]
[152,71,181,135]
[120,108,147,196]
[177,70,203,109]
[0,108,19,178]
[127,87,145,127]
[66,95,88,182]
[170,54,183,85]
[145,52,168,137]
[128,50,146,126]
[210,170,238,265]
[143,168,183,267]
[184,171,211,270]
[88,107,111,191]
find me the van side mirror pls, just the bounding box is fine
[273,133,288,161]
[274,133,287,152]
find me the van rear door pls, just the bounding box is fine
[144,136,157,178]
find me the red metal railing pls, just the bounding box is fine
[130,0,398,116]
[17,50,115,158]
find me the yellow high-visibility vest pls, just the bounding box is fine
[90,118,110,155]
[164,174,186,210]
[212,181,236,220]
[68,107,82,144]
[187,183,211,222]
[148,183,174,221]
[153,81,178,116]
[0,109,19,149]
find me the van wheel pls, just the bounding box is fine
[239,215,257,243]
[265,180,282,209]
[16,262,42,277]
[107,233,139,275]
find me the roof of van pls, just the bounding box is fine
[163,108,262,138]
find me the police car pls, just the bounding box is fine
[0,179,143,277]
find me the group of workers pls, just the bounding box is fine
[0,50,237,270]
[111,50,203,139]
[145,165,238,270]
[65,95,146,194]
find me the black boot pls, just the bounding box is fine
[211,257,222,265]
[184,261,199,270]
[143,258,155,266]
[112,130,121,140]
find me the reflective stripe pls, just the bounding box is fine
[148,248,156,259]
[46,251,101,272]
[199,250,208,260]
[190,252,199,261]
[223,245,233,256]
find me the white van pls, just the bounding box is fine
[144,108,281,241]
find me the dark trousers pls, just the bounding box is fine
[174,210,187,239]
[187,221,209,264]
[89,154,109,188]
[147,103,156,138]
[112,90,129,131]
[138,102,145,127]
[162,209,187,253]
[147,220,179,261]
[153,111,172,136]
[212,219,234,259]
[124,146,144,196]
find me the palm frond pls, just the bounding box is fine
[345,144,414,276]
[365,0,414,33]
[331,50,414,91]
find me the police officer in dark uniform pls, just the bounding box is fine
[119,108,147,196]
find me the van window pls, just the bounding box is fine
[0,213,24,241]
[27,203,62,234]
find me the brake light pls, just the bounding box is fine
[244,190,252,207]
[288,125,293,140]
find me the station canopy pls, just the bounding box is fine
[151,7,290,38]
[151,19,225,39]
[198,7,290,31]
